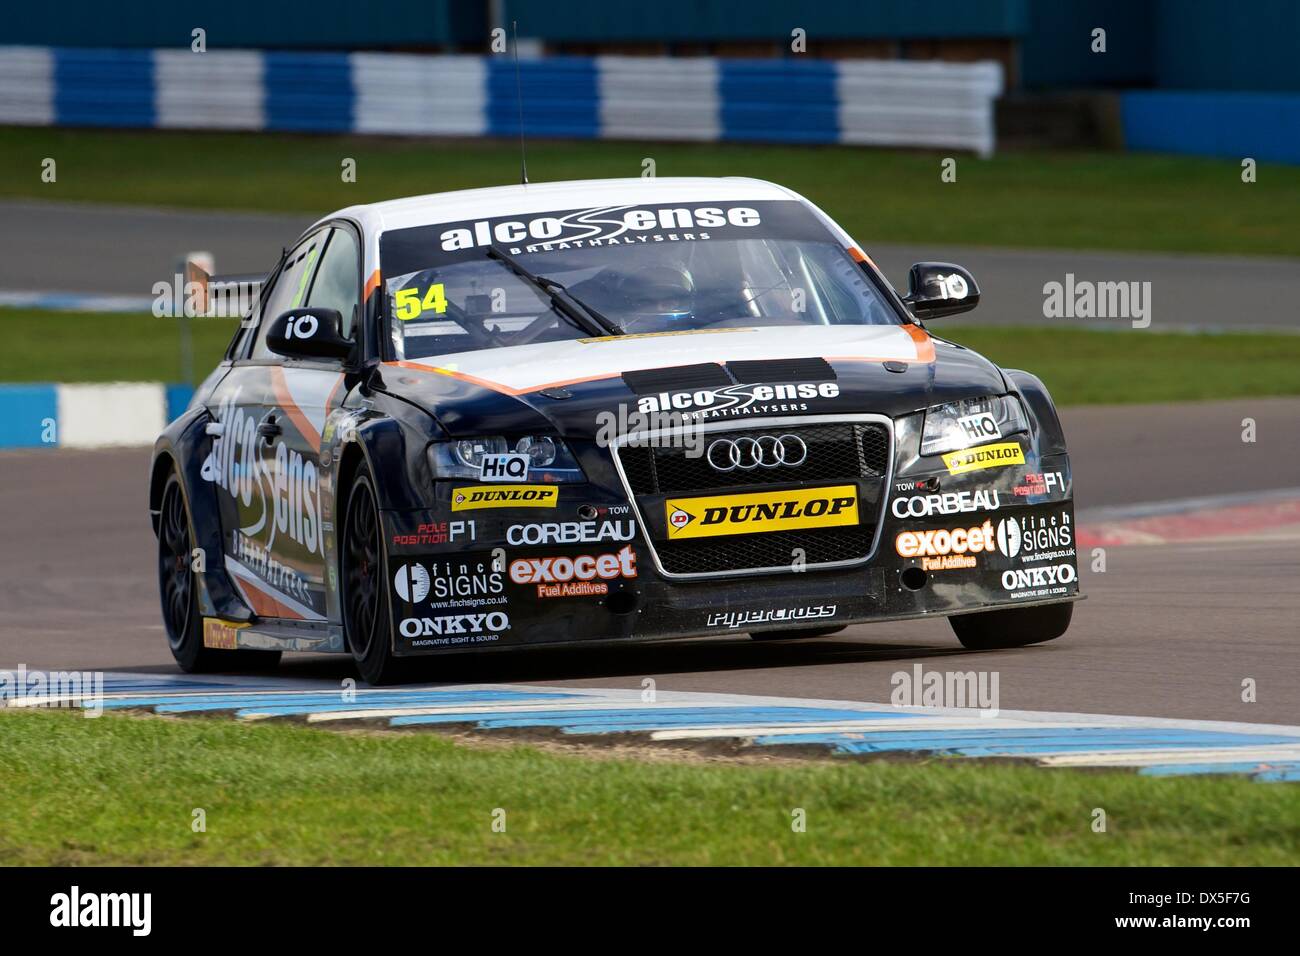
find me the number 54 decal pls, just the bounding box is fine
[393,284,448,321]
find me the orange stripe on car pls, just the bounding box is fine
[382,361,616,396]
[363,269,382,301]
[270,367,324,452]
[231,574,305,621]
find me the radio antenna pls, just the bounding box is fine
[512,20,529,186]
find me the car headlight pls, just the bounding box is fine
[429,436,585,482]
[920,395,1029,458]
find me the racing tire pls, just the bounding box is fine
[949,602,1073,651]
[749,626,847,641]
[158,472,281,673]
[342,464,407,685]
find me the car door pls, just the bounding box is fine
[206,226,357,625]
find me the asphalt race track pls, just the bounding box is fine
[3,397,1297,727]
[3,199,1300,331]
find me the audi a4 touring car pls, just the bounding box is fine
[151,177,1080,683]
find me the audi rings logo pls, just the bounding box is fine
[706,434,808,472]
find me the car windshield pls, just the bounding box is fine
[380,200,899,360]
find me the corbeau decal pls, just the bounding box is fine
[506,520,635,546]
[892,489,1000,518]
[451,485,559,511]
[666,485,858,539]
[941,442,1025,476]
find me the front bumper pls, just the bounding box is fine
[382,416,1080,655]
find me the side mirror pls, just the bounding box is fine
[902,262,980,319]
[266,308,352,360]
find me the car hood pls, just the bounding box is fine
[376,324,1008,438]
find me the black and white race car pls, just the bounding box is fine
[150,177,1080,683]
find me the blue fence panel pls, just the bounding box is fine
[1122,91,1300,163]
[54,48,155,128]
[487,56,599,139]
[264,52,354,132]
[720,60,839,144]
[0,384,58,448]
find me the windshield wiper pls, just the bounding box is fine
[486,246,621,338]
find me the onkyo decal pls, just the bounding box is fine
[1001,563,1077,591]
[399,612,510,638]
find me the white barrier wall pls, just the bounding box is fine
[0,46,1003,155]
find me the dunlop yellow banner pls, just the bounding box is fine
[665,485,858,540]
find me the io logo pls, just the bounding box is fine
[394,564,431,603]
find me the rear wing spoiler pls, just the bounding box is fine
[181,258,264,321]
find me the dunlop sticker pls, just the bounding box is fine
[665,485,858,540]
[942,442,1025,476]
[451,485,559,511]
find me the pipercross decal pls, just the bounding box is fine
[451,485,558,511]
[941,442,1025,476]
[665,486,858,540]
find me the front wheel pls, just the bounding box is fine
[341,465,407,685]
[949,602,1073,651]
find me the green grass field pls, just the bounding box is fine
[1,710,1295,865]
[5,306,1298,406]
[4,127,1298,256]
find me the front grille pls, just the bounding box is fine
[614,417,893,578]
[656,526,875,575]
[620,423,889,495]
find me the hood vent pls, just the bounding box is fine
[727,356,836,383]
[622,362,732,394]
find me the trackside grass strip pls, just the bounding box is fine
[0,711,1296,865]
[3,128,1300,257]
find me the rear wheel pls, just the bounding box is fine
[749,626,846,642]
[342,465,406,685]
[158,472,280,672]
[949,602,1072,650]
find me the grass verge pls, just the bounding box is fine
[4,306,1300,406]
[1,710,1296,865]
[3,127,1299,256]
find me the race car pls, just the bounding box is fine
[150,177,1080,684]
